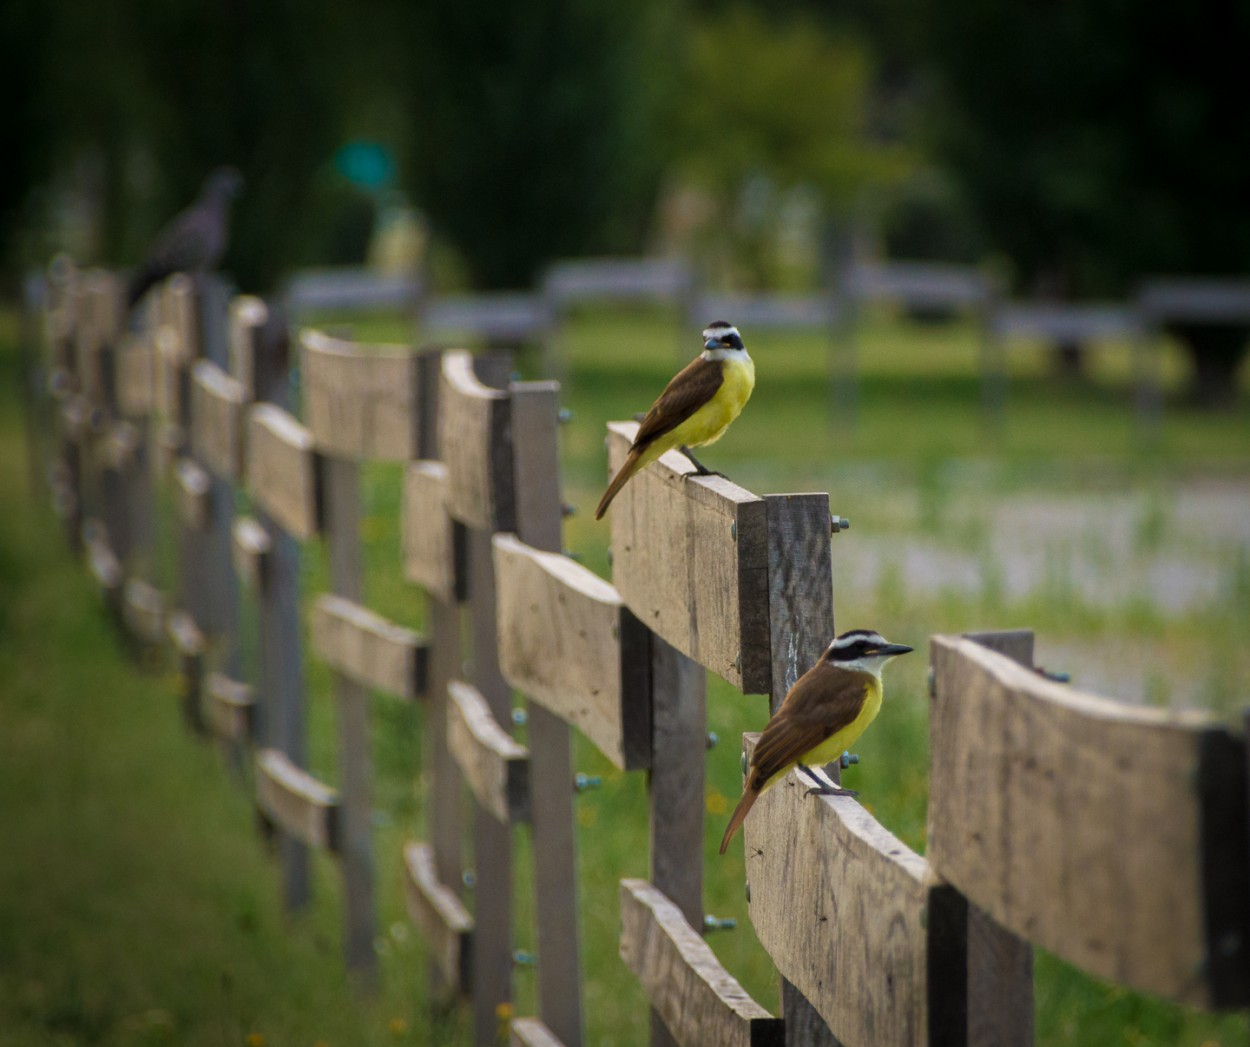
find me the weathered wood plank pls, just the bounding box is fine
[122,579,166,645]
[190,360,246,481]
[254,747,339,852]
[606,421,770,693]
[438,351,514,531]
[300,329,420,460]
[928,635,1250,1007]
[231,516,271,590]
[116,334,155,418]
[510,1018,567,1047]
[204,672,255,743]
[403,841,473,995]
[447,680,530,824]
[494,533,651,771]
[228,296,270,402]
[174,458,211,531]
[742,735,930,1046]
[309,593,427,700]
[402,461,459,603]
[246,403,322,540]
[620,879,784,1047]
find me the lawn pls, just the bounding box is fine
[1,299,1247,1045]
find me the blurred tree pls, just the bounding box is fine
[3,0,408,292]
[400,0,679,290]
[912,0,1250,403]
[676,7,914,288]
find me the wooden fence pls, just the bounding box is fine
[23,261,1250,1047]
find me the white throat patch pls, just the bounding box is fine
[700,345,749,363]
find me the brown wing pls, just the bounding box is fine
[631,356,724,450]
[748,661,864,789]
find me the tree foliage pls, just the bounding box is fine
[400,0,679,290]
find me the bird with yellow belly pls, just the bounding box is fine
[595,320,754,520]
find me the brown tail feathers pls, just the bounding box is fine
[594,447,643,520]
[719,786,760,855]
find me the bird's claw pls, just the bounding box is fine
[804,784,858,799]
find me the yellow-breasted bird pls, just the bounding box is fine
[595,321,754,520]
[719,629,913,855]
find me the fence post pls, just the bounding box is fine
[322,452,377,981]
[763,493,843,1047]
[512,381,583,1045]
[414,349,467,998]
[932,630,1035,1047]
[647,633,707,1047]
[251,309,311,912]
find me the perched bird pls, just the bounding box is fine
[719,629,913,855]
[595,320,754,520]
[126,167,244,310]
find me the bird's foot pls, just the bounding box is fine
[679,446,726,479]
[797,763,857,799]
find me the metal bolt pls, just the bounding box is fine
[563,549,582,563]
[830,515,851,533]
[606,548,614,567]
[706,731,719,750]
[840,751,859,769]
[462,869,476,889]
[741,751,749,775]
[511,708,528,726]
[558,408,575,425]
[745,883,751,904]
[574,773,603,793]
[1039,668,1071,684]
[562,502,577,518]
[731,521,737,540]
[704,915,738,933]
[513,950,537,967]
[734,651,742,671]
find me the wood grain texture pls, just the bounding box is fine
[255,747,339,852]
[510,1018,567,1047]
[231,516,271,590]
[438,351,514,531]
[402,461,459,603]
[620,879,783,1047]
[174,458,211,531]
[403,841,473,996]
[605,421,770,693]
[928,634,1248,1007]
[122,579,166,645]
[309,593,428,700]
[190,360,246,481]
[447,680,529,824]
[245,403,322,540]
[494,533,651,771]
[300,329,420,460]
[116,334,155,418]
[742,735,930,1046]
[204,672,255,743]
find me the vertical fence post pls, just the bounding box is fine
[936,630,1035,1047]
[764,493,842,1047]
[512,381,583,1045]
[250,309,311,912]
[464,352,519,1045]
[647,635,706,1047]
[322,452,377,981]
[414,349,467,999]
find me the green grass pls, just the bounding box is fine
[2,302,1248,1045]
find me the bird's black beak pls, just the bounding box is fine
[881,643,914,656]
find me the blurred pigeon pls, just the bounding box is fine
[126,167,244,310]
